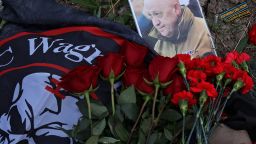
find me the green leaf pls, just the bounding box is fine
[116,105,124,122]
[140,118,151,133]
[85,135,99,144]
[76,99,88,116]
[236,36,248,53]
[92,119,106,136]
[98,137,120,143]
[77,117,91,133]
[91,102,109,119]
[118,86,136,104]
[121,103,138,121]
[164,128,173,141]
[160,109,182,122]
[148,133,158,144]
[108,116,129,142]
[138,130,146,144]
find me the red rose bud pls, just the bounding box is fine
[149,56,178,84]
[248,24,256,45]
[122,67,144,87]
[121,44,148,67]
[60,65,100,93]
[97,53,125,79]
[136,71,154,95]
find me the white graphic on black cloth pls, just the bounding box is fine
[0,73,81,144]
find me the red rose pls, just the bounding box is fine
[163,73,186,96]
[248,24,256,45]
[149,56,178,83]
[202,55,223,75]
[135,72,154,95]
[97,53,125,78]
[122,67,144,87]
[190,81,218,98]
[236,71,254,94]
[187,70,206,85]
[171,91,196,106]
[121,44,148,67]
[60,65,100,93]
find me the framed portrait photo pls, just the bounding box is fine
[128,0,216,58]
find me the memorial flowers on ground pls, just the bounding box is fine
[56,24,256,143]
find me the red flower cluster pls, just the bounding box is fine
[168,52,253,108]
[59,44,151,97]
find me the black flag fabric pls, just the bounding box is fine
[0,0,154,143]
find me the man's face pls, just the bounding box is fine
[144,0,181,37]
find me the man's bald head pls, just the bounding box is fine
[143,0,181,37]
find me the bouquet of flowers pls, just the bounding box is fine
[55,26,256,144]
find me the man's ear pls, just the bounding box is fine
[174,2,181,17]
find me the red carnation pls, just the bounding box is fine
[237,71,254,94]
[223,64,241,80]
[148,56,178,83]
[60,65,100,94]
[97,53,125,78]
[163,73,186,96]
[176,54,191,67]
[189,57,204,70]
[171,91,196,106]
[225,51,250,64]
[190,81,218,98]
[248,24,256,45]
[202,55,223,75]
[236,52,250,64]
[121,44,148,67]
[224,51,239,64]
[187,70,206,85]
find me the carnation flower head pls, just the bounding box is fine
[202,55,223,75]
[171,91,196,106]
[190,81,218,98]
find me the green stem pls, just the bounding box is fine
[127,97,150,144]
[199,117,208,144]
[183,77,190,91]
[182,113,186,144]
[215,90,234,123]
[84,92,92,134]
[110,78,115,115]
[186,104,204,144]
[152,84,160,121]
[209,90,234,137]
